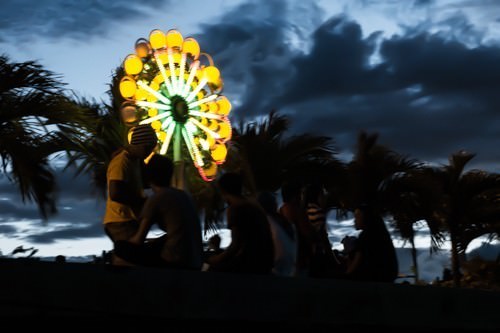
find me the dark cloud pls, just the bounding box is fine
[196,0,324,121]
[278,17,388,104]
[0,166,105,243]
[413,0,434,6]
[197,5,500,171]
[0,225,17,235]
[0,0,168,42]
[26,221,103,244]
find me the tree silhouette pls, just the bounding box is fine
[0,55,95,218]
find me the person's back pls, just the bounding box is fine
[141,186,203,270]
[258,191,297,277]
[117,154,203,270]
[207,173,274,274]
[279,181,312,277]
[348,205,398,283]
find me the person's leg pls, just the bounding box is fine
[104,221,139,265]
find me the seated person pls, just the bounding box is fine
[346,205,398,283]
[206,173,274,274]
[115,155,203,270]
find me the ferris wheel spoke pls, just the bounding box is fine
[168,49,178,94]
[136,100,171,111]
[182,126,204,167]
[155,54,174,96]
[137,81,170,105]
[188,110,224,120]
[159,121,176,155]
[188,94,218,109]
[188,118,220,139]
[178,53,187,94]
[186,77,208,103]
[139,111,172,125]
[182,60,199,98]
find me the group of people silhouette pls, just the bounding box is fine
[102,124,399,283]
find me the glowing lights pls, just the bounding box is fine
[119,28,232,181]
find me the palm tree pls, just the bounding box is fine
[342,131,421,213]
[64,66,130,195]
[381,167,447,281]
[229,110,343,196]
[0,55,95,218]
[337,131,423,278]
[427,151,500,286]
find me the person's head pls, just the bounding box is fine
[217,172,243,199]
[128,124,157,159]
[281,180,302,204]
[208,234,221,251]
[302,182,325,206]
[257,191,278,215]
[144,154,174,188]
[354,204,383,230]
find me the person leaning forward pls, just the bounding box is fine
[103,124,157,262]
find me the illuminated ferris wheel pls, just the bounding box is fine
[119,29,232,182]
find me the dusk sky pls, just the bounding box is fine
[1,0,499,268]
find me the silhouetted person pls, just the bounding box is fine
[55,255,66,263]
[279,180,312,277]
[203,234,224,262]
[207,172,274,274]
[346,204,398,283]
[258,191,297,277]
[103,124,157,264]
[302,182,342,278]
[116,154,203,270]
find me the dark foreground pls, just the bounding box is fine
[1,258,499,332]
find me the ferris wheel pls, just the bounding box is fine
[119,29,232,182]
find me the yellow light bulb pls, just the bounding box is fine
[135,38,151,58]
[149,29,167,50]
[119,77,137,99]
[173,52,182,64]
[203,66,220,83]
[182,37,200,59]
[121,103,137,124]
[166,30,183,49]
[217,96,231,115]
[203,162,218,178]
[208,102,218,113]
[151,120,162,131]
[217,121,231,140]
[148,108,158,117]
[135,87,148,101]
[124,54,143,75]
[157,131,167,142]
[211,144,227,163]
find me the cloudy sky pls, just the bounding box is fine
[1,0,499,272]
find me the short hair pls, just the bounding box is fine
[281,180,302,203]
[144,154,174,187]
[130,124,157,148]
[218,172,243,196]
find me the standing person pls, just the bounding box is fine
[346,204,399,283]
[279,180,312,277]
[117,154,203,270]
[206,172,274,274]
[257,191,297,277]
[103,124,157,262]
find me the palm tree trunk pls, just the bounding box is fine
[450,230,461,287]
[410,236,419,282]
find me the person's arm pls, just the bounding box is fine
[346,251,362,275]
[109,179,144,206]
[129,216,152,245]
